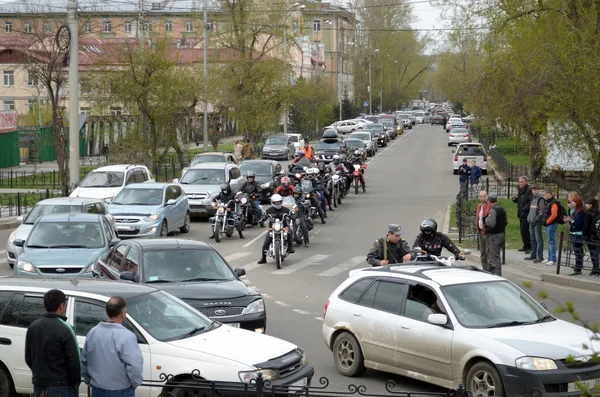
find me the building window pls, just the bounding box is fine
[84,21,92,33]
[206,21,213,31]
[80,79,91,95]
[110,107,122,116]
[27,71,38,86]
[144,22,152,32]
[44,22,51,33]
[28,99,36,112]
[185,20,193,32]
[103,20,111,32]
[3,100,15,111]
[165,20,173,32]
[5,21,12,33]
[313,20,321,32]
[24,22,32,33]
[124,22,132,32]
[80,107,91,115]
[3,71,14,87]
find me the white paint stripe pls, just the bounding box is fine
[314,228,322,235]
[315,317,324,321]
[262,293,272,299]
[293,309,310,315]
[0,276,8,278]
[270,254,329,275]
[0,250,6,256]
[224,252,252,262]
[237,260,266,272]
[275,301,290,307]
[317,256,365,277]
[0,258,7,266]
[243,230,268,248]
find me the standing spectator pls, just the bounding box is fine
[82,297,143,397]
[567,191,580,207]
[564,197,585,276]
[583,198,600,276]
[526,185,545,263]
[457,159,471,198]
[484,195,507,276]
[301,140,314,161]
[242,138,254,160]
[542,188,560,266]
[469,160,482,198]
[25,289,81,397]
[233,139,243,163]
[511,176,533,254]
[475,190,491,271]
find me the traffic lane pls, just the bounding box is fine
[0,227,15,275]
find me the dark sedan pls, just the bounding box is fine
[94,238,267,333]
[314,138,347,164]
[431,114,446,125]
[239,160,285,202]
[363,123,388,147]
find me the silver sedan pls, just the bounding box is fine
[447,127,471,146]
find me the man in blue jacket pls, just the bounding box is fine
[469,160,482,198]
[457,158,471,198]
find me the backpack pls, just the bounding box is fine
[555,201,567,225]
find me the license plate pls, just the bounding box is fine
[227,323,240,328]
[568,378,600,392]
[117,225,134,231]
[290,378,308,388]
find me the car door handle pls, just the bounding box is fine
[400,324,411,330]
[0,337,11,345]
[353,313,362,317]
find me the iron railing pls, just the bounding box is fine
[556,231,600,275]
[0,189,63,218]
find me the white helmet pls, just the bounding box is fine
[311,167,320,174]
[270,193,283,209]
[305,168,315,178]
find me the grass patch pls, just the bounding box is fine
[0,192,53,207]
[504,154,530,166]
[0,167,96,190]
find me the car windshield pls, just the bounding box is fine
[350,133,371,141]
[112,188,164,205]
[288,135,299,142]
[452,128,469,135]
[457,145,485,156]
[126,290,213,342]
[265,136,288,145]
[239,163,272,176]
[364,124,383,131]
[442,280,551,329]
[25,204,83,224]
[190,155,225,166]
[143,249,235,283]
[27,221,105,249]
[180,169,226,185]
[79,171,124,188]
[345,140,363,149]
[364,116,379,123]
[415,112,424,117]
[316,140,342,151]
[380,119,394,127]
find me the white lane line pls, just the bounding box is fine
[224,252,253,262]
[243,230,267,248]
[293,309,310,315]
[314,228,322,235]
[315,316,324,321]
[270,254,329,275]
[0,250,6,256]
[237,260,265,272]
[275,301,290,307]
[316,256,365,277]
[262,293,272,299]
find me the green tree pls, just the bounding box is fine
[289,77,335,139]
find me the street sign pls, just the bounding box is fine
[0,110,17,133]
[363,101,368,107]
[66,114,88,132]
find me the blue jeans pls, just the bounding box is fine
[571,234,584,271]
[545,223,558,262]
[316,191,327,213]
[252,200,263,219]
[530,223,544,260]
[91,386,135,397]
[33,386,78,397]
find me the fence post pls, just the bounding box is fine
[502,240,506,265]
[164,164,168,182]
[46,188,50,199]
[485,177,489,193]
[557,231,564,274]
[458,206,462,244]
[53,170,56,190]
[17,193,21,216]
[507,177,511,199]
[256,373,264,397]
[10,170,13,189]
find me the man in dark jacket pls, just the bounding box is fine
[511,176,533,253]
[210,183,244,239]
[241,171,264,227]
[257,194,295,264]
[367,224,413,266]
[413,219,463,259]
[25,289,81,397]
[457,159,471,198]
[485,195,508,276]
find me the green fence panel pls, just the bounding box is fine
[35,128,87,162]
[0,131,20,168]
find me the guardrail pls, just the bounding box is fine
[556,231,600,275]
[0,189,63,218]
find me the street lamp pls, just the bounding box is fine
[368,48,379,115]
[283,3,305,135]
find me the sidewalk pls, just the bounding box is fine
[0,216,19,230]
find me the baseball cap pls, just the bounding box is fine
[488,195,498,203]
[388,224,402,236]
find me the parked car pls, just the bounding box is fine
[322,262,599,396]
[336,120,360,134]
[286,133,305,152]
[108,183,191,237]
[174,163,243,217]
[343,139,367,156]
[70,164,154,200]
[431,114,445,125]
[348,131,376,156]
[0,278,314,397]
[13,213,120,277]
[353,118,372,129]
[5,197,116,269]
[182,152,238,178]
[448,128,471,146]
[324,121,341,131]
[94,238,267,332]
[453,143,488,174]
[395,113,413,129]
[238,160,284,202]
[363,115,380,124]
[378,117,398,140]
[423,112,433,123]
[448,121,466,133]
[363,123,388,147]
[262,135,296,160]
[414,112,425,123]
[314,135,348,164]
[446,117,463,132]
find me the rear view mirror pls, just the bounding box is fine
[234,268,246,277]
[428,313,448,326]
[413,246,422,253]
[13,239,24,247]
[120,271,138,283]
[166,199,177,206]
[109,238,121,247]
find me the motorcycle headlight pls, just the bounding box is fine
[144,213,160,222]
[217,207,225,214]
[8,231,16,245]
[241,197,248,204]
[515,357,557,371]
[273,223,282,232]
[305,193,310,199]
[242,298,265,314]
[261,182,271,189]
[238,369,277,384]
[17,261,35,273]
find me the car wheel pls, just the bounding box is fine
[448,142,452,146]
[169,378,217,397]
[467,361,505,397]
[482,169,488,175]
[180,212,191,233]
[453,169,458,175]
[0,365,16,397]
[159,220,168,237]
[333,332,366,377]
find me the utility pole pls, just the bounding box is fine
[68,0,80,188]
[379,65,383,113]
[203,0,208,152]
[368,61,372,115]
[283,25,288,134]
[338,53,342,121]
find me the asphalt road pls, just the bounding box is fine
[1,123,599,394]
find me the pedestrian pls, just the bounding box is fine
[484,195,507,276]
[564,196,585,276]
[301,140,314,161]
[511,176,533,254]
[25,289,81,397]
[525,185,545,263]
[442,114,447,130]
[475,190,491,271]
[366,224,413,266]
[469,160,482,199]
[242,138,254,160]
[542,188,561,266]
[583,198,600,276]
[457,159,471,198]
[82,296,144,397]
[233,139,243,163]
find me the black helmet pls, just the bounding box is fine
[247,171,256,178]
[220,183,231,194]
[420,219,438,235]
[333,155,341,164]
[293,185,302,196]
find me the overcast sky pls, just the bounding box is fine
[413,0,444,32]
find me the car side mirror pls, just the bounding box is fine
[104,198,113,204]
[13,239,24,247]
[428,313,448,326]
[173,178,179,184]
[16,215,23,224]
[120,271,138,283]
[234,268,246,277]
[166,199,177,206]
[109,238,121,247]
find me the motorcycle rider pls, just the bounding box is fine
[347,149,366,187]
[257,194,295,264]
[293,185,310,248]
[367,224,413,266]
[307,168,333,217]
[291,151,313,169]
[413,219,464,259]
[275,176,294,197]
[210,183,244,239]
[241,171,264,228]
[328,155,349,174]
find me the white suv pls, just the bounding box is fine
[0,278,314,397]
[323,263,600,397]
[452,143,488,174]
[71,165,155,200]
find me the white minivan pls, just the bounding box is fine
[70,165,155,201]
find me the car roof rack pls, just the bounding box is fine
[366,262,487,281]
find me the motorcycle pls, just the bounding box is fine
[301,179,325,224]
[209,199,237,243]
[413,247,471,264]
[331,171,344,206]
[288,195,314,245]
[237,192,262,227]
[322,171,337,208]
[352,164,367,194]
[266,213,292,269]
[288,165,309,185]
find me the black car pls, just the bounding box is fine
[94,238,267,333]
[363,123,388,147]
[239,160,285,202]
[314,138,347,164]
[431,114,445,125]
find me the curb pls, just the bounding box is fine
[442,204,452,234]
[541,273,600,293]
[0,220,19,230]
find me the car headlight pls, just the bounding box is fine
[8,231,16,244]
[261,182,271,189]
[238,369,277,384]
[515,357,558,371]
[273,223,282,232]
[144,213,160,222]
[17,261,35,273]
[242,298,265,314]
[297,347,308,367]
[295,173,301,179]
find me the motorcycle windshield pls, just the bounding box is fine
[301,179,313,191]
[282,196,295,209]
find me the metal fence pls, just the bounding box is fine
[556,231,600,275]
[0,189,63,218]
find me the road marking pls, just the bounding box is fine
[243,230,267,248]
[262,293,272,299]
[275,301,289,307]
[314,228,322,235]
[237,260,265,272]
[224,252,252,262]
[316,256,365,276]
[315,316,324,321]
[293,309,310,315]
[271,254,329,275]
[0,250,5,256]
[0,276,8,278]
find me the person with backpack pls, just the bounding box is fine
[526,185,545,263]
[583,198,600,276]
[541,188,567,267]
[564,197,586,276]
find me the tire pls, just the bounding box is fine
[362,184,366,193]
[295,227,304,244]
[214,221,222,243]
[453,169,458,175]
[0,365,16,397]
[274,242,282,269]
[355,178,359,195]
[466,361,505,397]
[333,332,366,377]
[159,220,168,237]
[225,229,233,238]
[180,212,191,233]
[482,169,488,175]
[448,142,452,147]
[170,379,217,397]
[332,189,338,208]
[337,187,342,204]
